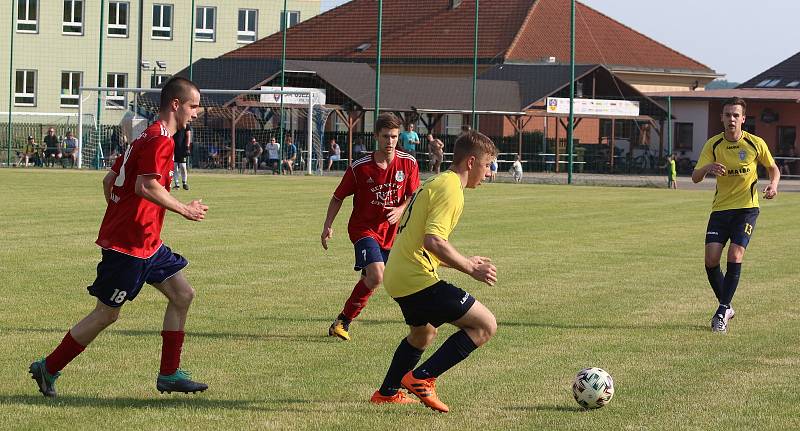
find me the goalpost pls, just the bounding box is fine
[78,87,321,174]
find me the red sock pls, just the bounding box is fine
[341,280,375,321]
[160,330,185,376]
[45,331,86,375]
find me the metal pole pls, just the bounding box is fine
[471,0,479,127]
[307,93,313,175]
[6,0,15,167]
[667,96,672,155]
[280,0,288,150]
[189,0,195,80]
[92,0,107,170]
[373,0,383,148]
[136,0,144,87]
[567,0,575,184]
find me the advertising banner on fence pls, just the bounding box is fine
[546,97,640,117]
[260,86,326,106]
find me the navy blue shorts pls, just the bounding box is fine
[87,244,188,307]
[705,208,760,248]
[394,280,476,328]
[353,237,389,272]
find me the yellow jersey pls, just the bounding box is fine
[696,131,775,212]
[384,171,464,298]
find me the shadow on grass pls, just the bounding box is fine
[504,404,585,412]
[498,320,707,332]
[0,394,314,412]
[0,327,333,343]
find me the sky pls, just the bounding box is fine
[320,0,800,83]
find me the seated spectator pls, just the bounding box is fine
[16,136,37,167]
[352,139,367,160]
[61,130,79,168]
[43,128,61,167]
[779,147,795,176]
[207,144,222,168]
[244,137,263,174]
[326,138,340,171]
[265,137,281,175]
[282,136,298,175]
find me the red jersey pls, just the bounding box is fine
[333,152,420,249]
[96,121,174,258]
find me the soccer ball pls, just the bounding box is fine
[572,367,614,409]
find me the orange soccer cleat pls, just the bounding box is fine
[400,371,449,413]
[370,390,419,405]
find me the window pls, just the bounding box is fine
[743,116,756,134]
[151,73,170,88]
[106,73,127,109]
[238,9,257,43]
[673,122,693,151]
[63,0,84,34]
[195,6,215,41]
[108,1,129,37]
[787,81,800,88]
[152,4,172,39]
[17,0,38,33]
[15,70,36,106]
[444,114,463,136]
[61,71,82,107]
[778,126,796,153]
[280,10,300,31]
[755,78,781,88]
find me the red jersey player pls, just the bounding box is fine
[321,113,420,341]
[29,77,210,397]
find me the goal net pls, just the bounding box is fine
[77,87,325,173]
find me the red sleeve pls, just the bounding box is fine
[137,136,173,178]
[333,165,357,200]
[406,160,420,197]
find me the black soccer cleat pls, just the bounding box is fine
[156,369,208,394]
[29,358,60,398]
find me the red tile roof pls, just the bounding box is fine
[225,0,713,74]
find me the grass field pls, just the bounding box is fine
[1,169,798,430]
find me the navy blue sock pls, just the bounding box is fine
[705,265,724,302]
[718,262,742,308]
[379,338,423,396]
[413,330,477,380]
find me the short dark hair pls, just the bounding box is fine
[374,112,402,133]
[722,97,747,115]
[453,130,497,164]
[160,77,200,110]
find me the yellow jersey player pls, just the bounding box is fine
[370,131,498,412]
[692,97,780,334]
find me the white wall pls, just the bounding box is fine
[651,99,709,160]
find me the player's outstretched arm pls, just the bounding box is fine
[423,234,497,286]
[135,175,208,221]
[321,196,343,250]
[692,162,726,183]
[763,164,780,199]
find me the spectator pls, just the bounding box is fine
[265,137,281,174]
[778,146,795,176]
[399,123,420,158]
[666,153,678,189]
[173,125,191,190]
[511,154,524,183]
[427,133,444,174]
[326,138,340,172]
[61,130,79,168]
[244,137,263,174]
[207,144,221,168]
[352,139,367,160]
[489,156,498,182]
[282,136,298,175]
[43,128,61,167]
[16,136,37,167]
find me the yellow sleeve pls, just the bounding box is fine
[696,139,715,168]
[757,137,775,168]
[424,184,463,241]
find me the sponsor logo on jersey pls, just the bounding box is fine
[727,166,751,176]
